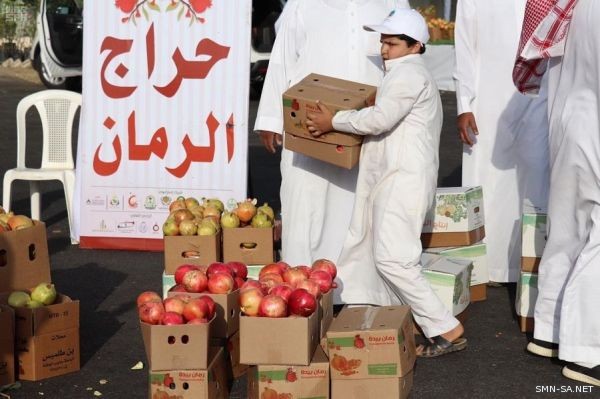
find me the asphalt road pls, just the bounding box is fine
[0,67,592,399]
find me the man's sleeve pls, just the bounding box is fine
[453,0,478,115]
[254,0,304,134]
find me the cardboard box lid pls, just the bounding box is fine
[421,253,472,274]
[435,186,481,196]
[0,221,51,291]
[328,305,411,333]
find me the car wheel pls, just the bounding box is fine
[33,52,67,89]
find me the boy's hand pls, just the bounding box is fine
[258,130,282,154]
[306,101,334,137]
[457,112,479,147]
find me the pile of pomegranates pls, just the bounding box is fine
[162,197,223,237]
[238,259,337,318]
[220,199,275,229]
[168,261,249,294]
[0,206,35,232]
[137,291,216,325]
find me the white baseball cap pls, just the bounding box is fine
[364,8,430,44]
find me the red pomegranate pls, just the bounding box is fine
[115,0,137,13]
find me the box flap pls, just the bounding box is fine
[288,73,376,109]
[328,305,411,332]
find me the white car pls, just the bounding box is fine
[31,0,284,92]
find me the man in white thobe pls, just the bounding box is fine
[254,0,403,266]
[454,0,550,283]
[514,0,600,386]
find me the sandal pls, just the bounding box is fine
[417,335,467,358]
[562,364,600,386]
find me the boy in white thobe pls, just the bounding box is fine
[514,0,600,386]
[307,8,466,357]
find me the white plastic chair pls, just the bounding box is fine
[3,90,82,244]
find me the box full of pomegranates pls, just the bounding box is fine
[138,291,215,371]
[167,261,250,338]
[326,305,415,380]
[1,283,80,381]
[148,347,229,399]
[247,346,330,399]
[0,218,51,293]
[0,305,15,386]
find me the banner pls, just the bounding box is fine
[75,0,251,249]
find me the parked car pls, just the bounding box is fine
[30,0,285,93]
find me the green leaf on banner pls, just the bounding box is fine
[142,7,149,21]
[177,6,184,20]
[167,2,178,11]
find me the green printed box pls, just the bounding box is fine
[424,242,488,286]
[516,271,538,318]
[326,306,415,380]
[421,253,472,316]
[522,203,547,272]
[162,272,176,299]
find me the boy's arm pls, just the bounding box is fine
[331,74,428,136]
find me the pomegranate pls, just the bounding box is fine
[163,297,185,314]
[294,265,312,279]
[197,223,217,236]
[296,279,321,299]
[239,287,264,316]
[282,268,308,287]
[31,283,57,305]
[187,318,209,324]
[136,291,162,307]
[168,284,188,293]
[182,298,210,321]
[261,387,278,399]
[354,334,365,349]
[258,295,288,318]
[287,288,317,317]
[220,211,240,228]
[331,354,348,371]
[7,291,30,308]
[259,275,282,293]
[251,212,273,228]
[202,205,221,220]
[206,263,234,278]
[259,272,284,285]
[312,259,338,279]
[257,203,275,221]
[204,198,224,213]
[259,263,285,279]
[161,312,184,325]
[169,198,187,212]
[162,220,179,236]
[226,261,248,279]
[183,270,208,293]
[309,270,333,294]
[196,295,216,320]
[185,197,200,209]
[235,200,257,223]
[269,284,294,302]
[207,273,235,294]
[171,209,194,225]
[234,277,245,290]
[174,264,199,285]
[190,0,212,14]
[7,215,33,230]
[178,219,197,236]
[240,279,262,292]
[285,368,297,382]
[139,301,165,324]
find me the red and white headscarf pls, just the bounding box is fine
[513,0,578,95]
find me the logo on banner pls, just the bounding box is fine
[116,0,212,24]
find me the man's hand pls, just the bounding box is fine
[457,112,479,146]
[306,101,334,137]
[259,131,283,154]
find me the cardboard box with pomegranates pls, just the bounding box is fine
[222,227,274,265]
[247,346,329,399]
[164,234,221,275]
[0,305,15,387]
[0,221,51,293]
[421,186,485,248]
[282,73,376,169]
[326,305,415,380]
[331,370,413,399]
[148,347,229,399]
[169,289,240,339]
[141,317,213,371]
[240,310,319,366]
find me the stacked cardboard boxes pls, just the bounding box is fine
[516,204,547,332]
[422,186,488,303]
[282,73,377,169]
[421,254,472,316]
[326,306,415,399]
[0,221,80,382]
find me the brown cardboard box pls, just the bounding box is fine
[141,318,212,371]
[319,291,334,339]
[240,311,319,366]
[222,227,274,265]
[247,346,330,399]
[282,73,376,145]
[148,347,229,399]
[326,306,415,380]
[169,290,240,339]
[331,370,413,399]
[0,305,15,387]
[164,234,221,274]
[521,257,540,273]
[470,283,487,302]
[520,316,534,333]
[210,330,248,380]
[284,132,362,170]
[0,221,51,292]
[421,225,486,248]
[0,294,81,381]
